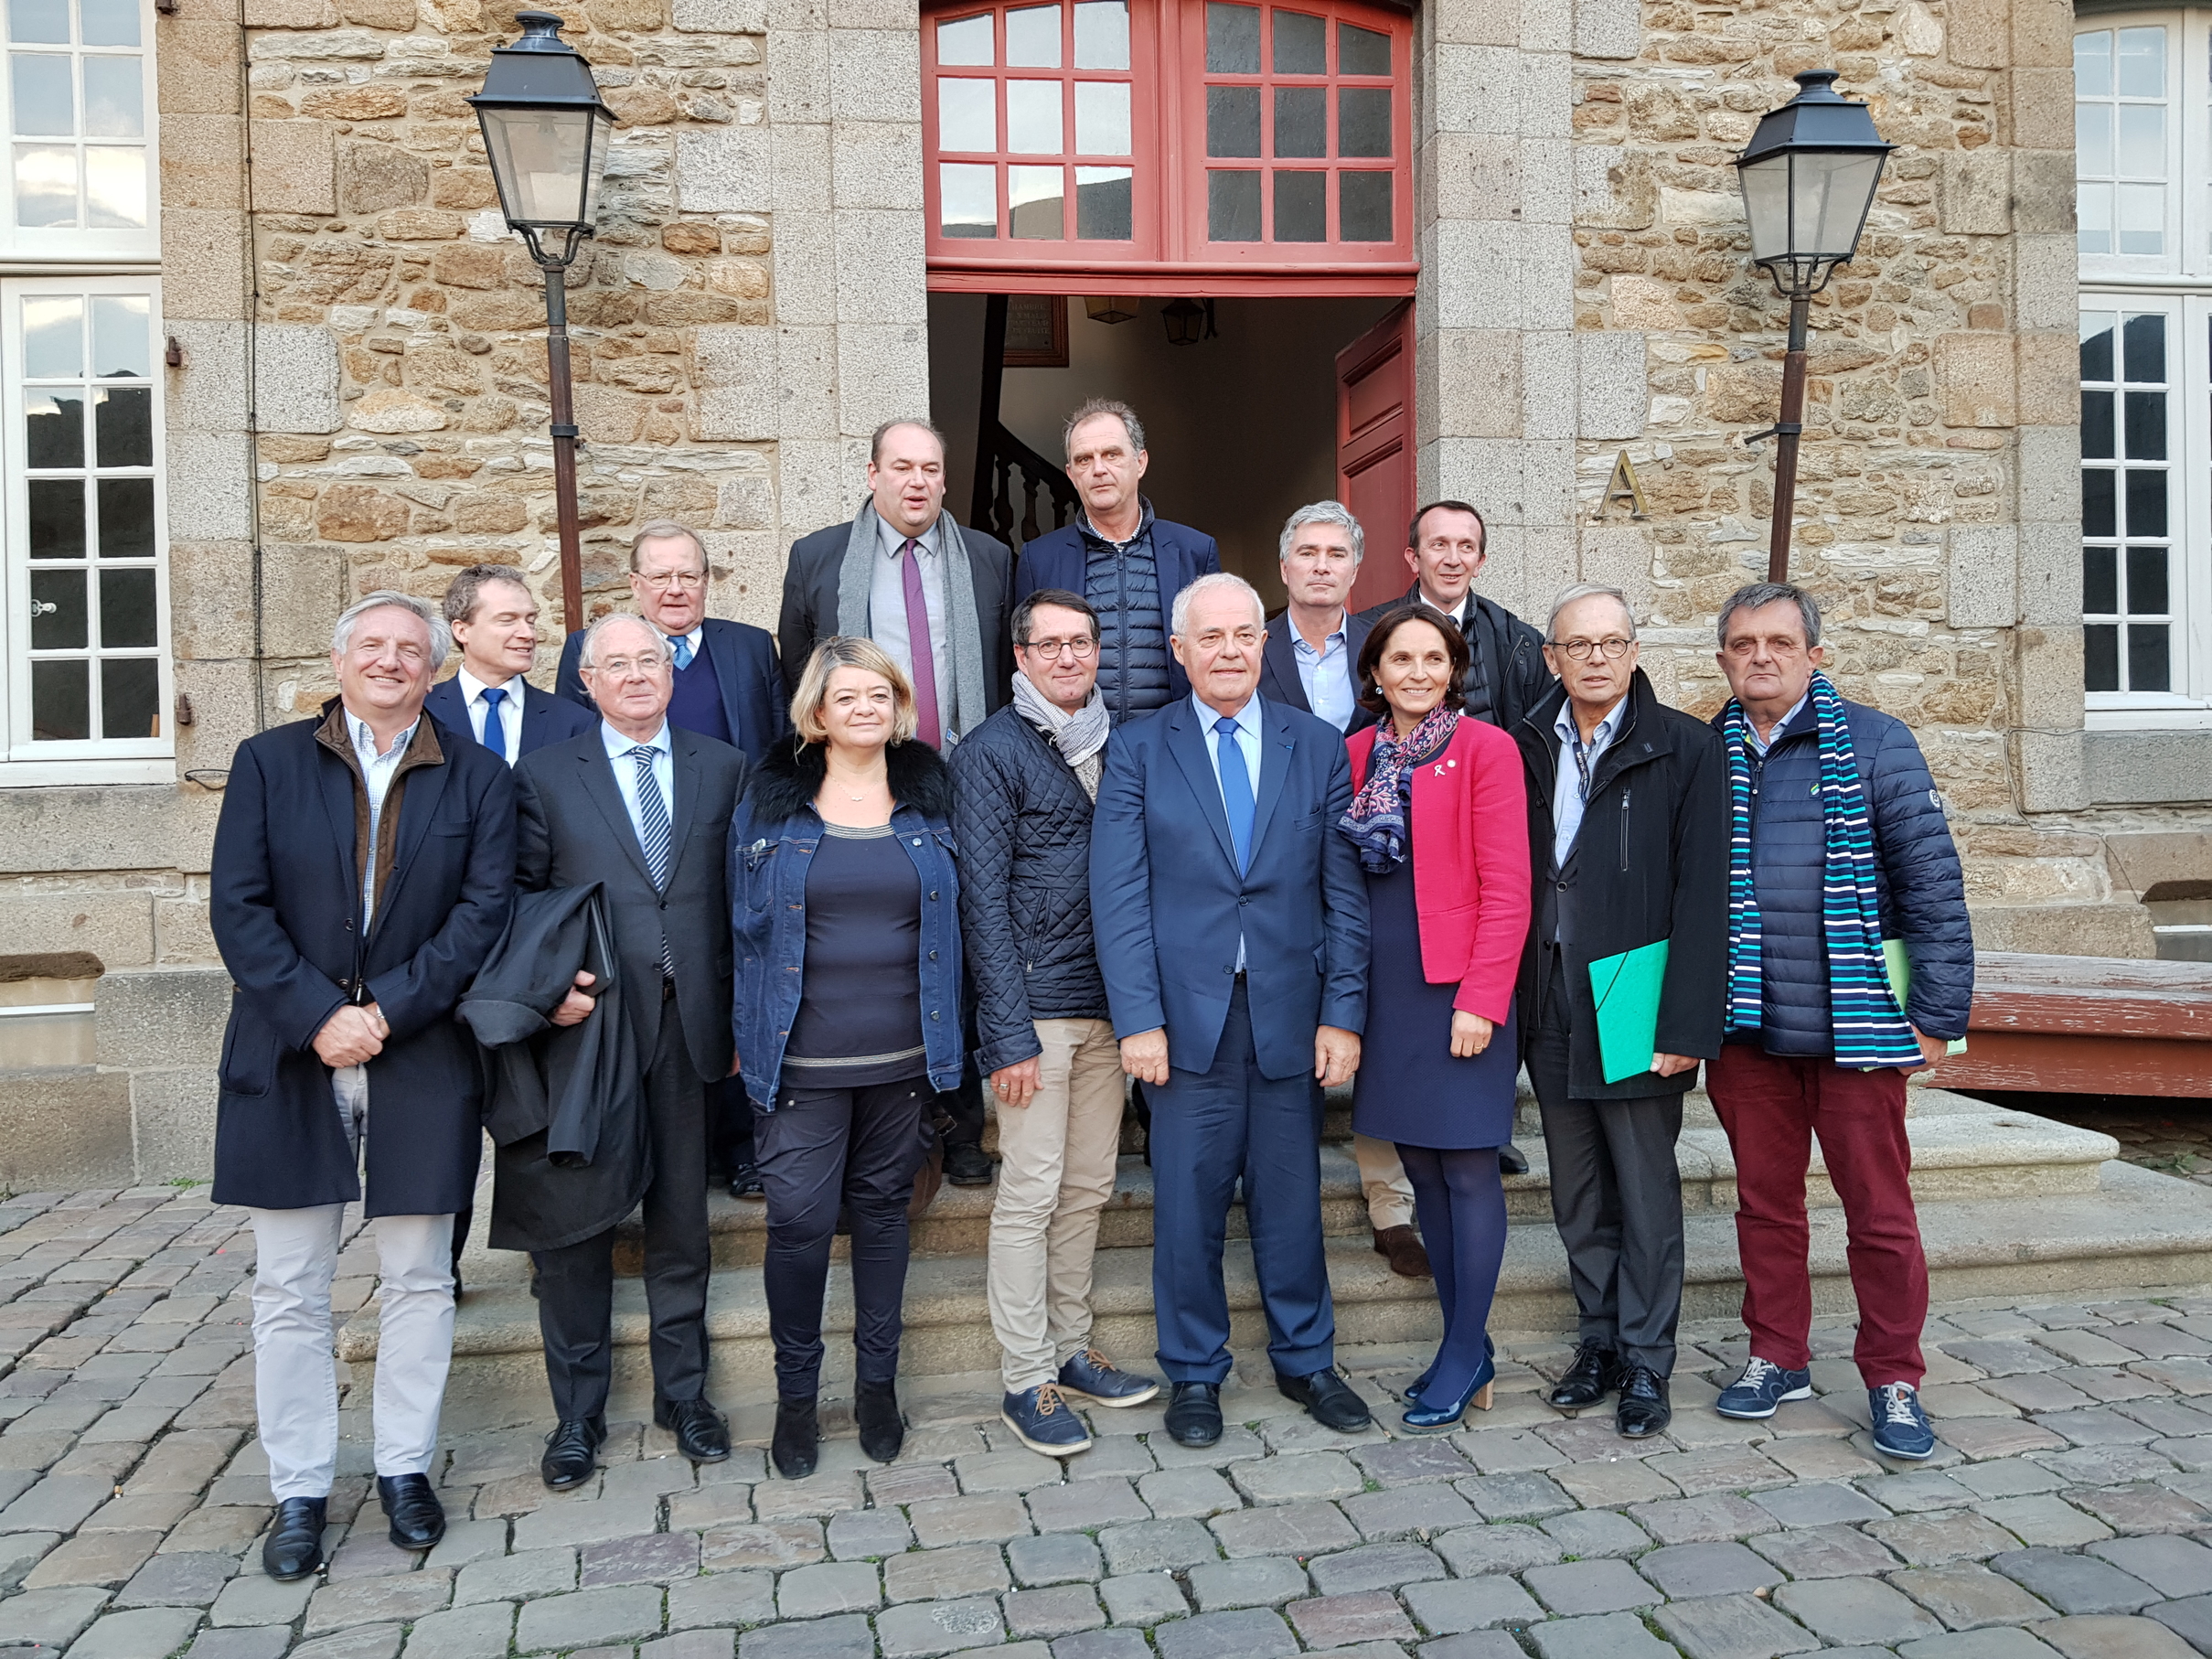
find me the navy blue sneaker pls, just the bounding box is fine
[1869,1382,1937,1461]
[1001,1384,1091,1457]
[1714,1357,1813,1419]
[1056,1348,1159,1408]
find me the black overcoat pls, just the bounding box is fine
[208,702,517,1215]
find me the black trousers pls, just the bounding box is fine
[532,998,712,1422]
[754,1076,932,1398]
[1526,949,1686,1376]
[936,1069,984,1151]
[711,1076,756,1177]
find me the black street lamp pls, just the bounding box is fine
[1735,70,1893,583]
[469,10,617,632]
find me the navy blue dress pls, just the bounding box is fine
[1350,821,1521,1151]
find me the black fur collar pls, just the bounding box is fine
[750,738,953,824]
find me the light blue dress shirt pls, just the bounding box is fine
[1746,689,1811,756]
[1290,614,1355,733]
[871,512,950,690]
[1552,694,1625,868]
[601,718,675,860]
[1195,690,1263,970]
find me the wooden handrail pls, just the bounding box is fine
[968,294,1080,554]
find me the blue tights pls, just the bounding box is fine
[1396,1143,1508,1403]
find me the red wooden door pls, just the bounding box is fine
[1337,297,1413,614]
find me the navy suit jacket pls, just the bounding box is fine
[1089,695,1369,1081]
[1014,517,1219,703]
[1259,610,1378,735]
[423,673,596,759]
[555,616,785,760]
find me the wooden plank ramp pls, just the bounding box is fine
[1929,949,2212,1097]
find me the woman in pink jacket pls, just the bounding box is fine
[1341,605,1533,1432]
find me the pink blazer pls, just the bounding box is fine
[1346,716,1533,1023]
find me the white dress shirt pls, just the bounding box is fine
[455,666,525,762]
[1290,613,1355,733]
[871,513,951,687]
[1552,694,1626,868]
[1195,690,1263,970]
[347,711,416,926]
[601,718,675,860]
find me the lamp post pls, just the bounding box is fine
[1735,70,1893,583]
[469,10,616,633]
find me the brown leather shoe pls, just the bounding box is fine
[1373,1225,1432,1279]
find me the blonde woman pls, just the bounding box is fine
[729,637,963,1479]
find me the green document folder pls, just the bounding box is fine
[1882,939,1969,1057]
[1589,938,1670,1085]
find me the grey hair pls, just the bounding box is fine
[1278,499,1364,562]
[331,590,450,670]
[1546,583,1638,642]
[1063,397,1147,460]
[1716,582,1822,649]
[630,520,707,572]
[580,611,673,669]
[1170,571,1266,637]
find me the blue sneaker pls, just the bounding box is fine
[1001,1384,1092,1457]
[1056,1348,1159,1408]
[1869,1382,1937,1461]
[1714,1357,1814,1419]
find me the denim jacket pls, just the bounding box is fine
[728,739,964,1108]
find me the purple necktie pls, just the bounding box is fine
[900,539,943,748]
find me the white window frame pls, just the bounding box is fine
[0,272,173,784]
[0,0,160,263]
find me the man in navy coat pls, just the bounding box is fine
[1089,573,1372,1449]
[209,591,515,1582]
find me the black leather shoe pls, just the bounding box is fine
[727,1161,764,1200]
[540,1416,605,1491]
[1547,1339,1625,1411]
[1617,1365,1672,1439]
[855,1378,904,1462]
[262,1496,326,1581]
[656,1397,731,1464]
[1499,1142,1530,1176]
[1164,1381,1223,1447]
[943,1141,995,1186]
[1277,1367,1373,1432]
[773,1395,819,1479]
[376,1473,444,1551]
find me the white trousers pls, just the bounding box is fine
[248,1204,454,1500]
[1353,1131,1417,1231]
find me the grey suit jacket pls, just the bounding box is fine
[513,726,749,1085]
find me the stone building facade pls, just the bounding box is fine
[0,0,2201,1183]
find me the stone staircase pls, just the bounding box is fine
[338,1084,2212,1412]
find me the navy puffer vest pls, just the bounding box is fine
[1082,509,1170,722]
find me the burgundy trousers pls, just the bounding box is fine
[1705,1044,1929,1387]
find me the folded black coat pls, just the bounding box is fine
[458,883,647,1253]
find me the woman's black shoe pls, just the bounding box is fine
[1498,1142,1530,1176]
[262,1496,326,1581]
[773,1395,820,1479]
[540,1417,605,1490]
[376,1473,445,1551]
[856,1378,904,1462]
[1547,1340,1624,1411]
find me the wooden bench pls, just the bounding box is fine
[1928,950,2212,1097]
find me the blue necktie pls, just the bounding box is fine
[1214,715,1254,874]
[670,634,694,671]
[626,744,679,976]
[478,685,508,763]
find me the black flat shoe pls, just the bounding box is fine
[540,1416,605,1490]
[1498,1142,1530,1176]
[1548,1339,1625,1412]
[262,1496,326,1581]
[943,1141,995,1186]
[376,1473,444,1551]
[773,1396,819,1479]
[1164,1381,1222,1447]
[1617,1365,1672,1439]
[1276,1367,1373,1432]
[656,1397,731,1463]
[855,1378,904,1462]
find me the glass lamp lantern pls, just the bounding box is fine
[469,11,616,267]
[1734,70,1894,296]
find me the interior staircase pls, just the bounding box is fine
[339,1084,2212,1414]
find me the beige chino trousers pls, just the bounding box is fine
[987,1016,1126,1394]
[1352,1131,1416,1231]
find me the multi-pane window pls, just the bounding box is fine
[2075,26,2170,260]
[4,0,155,260]
[2,277,168,768]
[2080,307,2176,694]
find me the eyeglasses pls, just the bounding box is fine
[1019,636,1097,661]
[636,570,706,591]
[593,655,670,677]
[1547,637,1634,661]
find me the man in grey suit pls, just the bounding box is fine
[511,614,749,1490]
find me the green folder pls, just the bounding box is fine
[1882,939,1969,1057]
[1589,938,1671,1085]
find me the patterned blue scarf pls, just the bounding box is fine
[1721,672,1920,1070]
[1338,704,1457,873]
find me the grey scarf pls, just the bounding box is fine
[837,502,989,746]
[1011,672,1109,799]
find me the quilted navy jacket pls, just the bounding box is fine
[947,702,1110,1075]
[1718,694,1974,1053]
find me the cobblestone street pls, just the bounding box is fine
[5,1186,2212,1659]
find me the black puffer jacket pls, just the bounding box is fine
[948,702,1110,1074]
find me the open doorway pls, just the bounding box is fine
[929,292,1403,612]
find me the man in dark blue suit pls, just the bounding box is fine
[209,592,514,1581]
[1090,573,1373,1449]
[556,522,785,1198]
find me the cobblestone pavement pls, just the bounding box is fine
[5,1188,2212,1659]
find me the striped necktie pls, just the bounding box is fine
[626,744,678,976]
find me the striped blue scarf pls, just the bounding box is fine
[1721,672,1920,1070]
